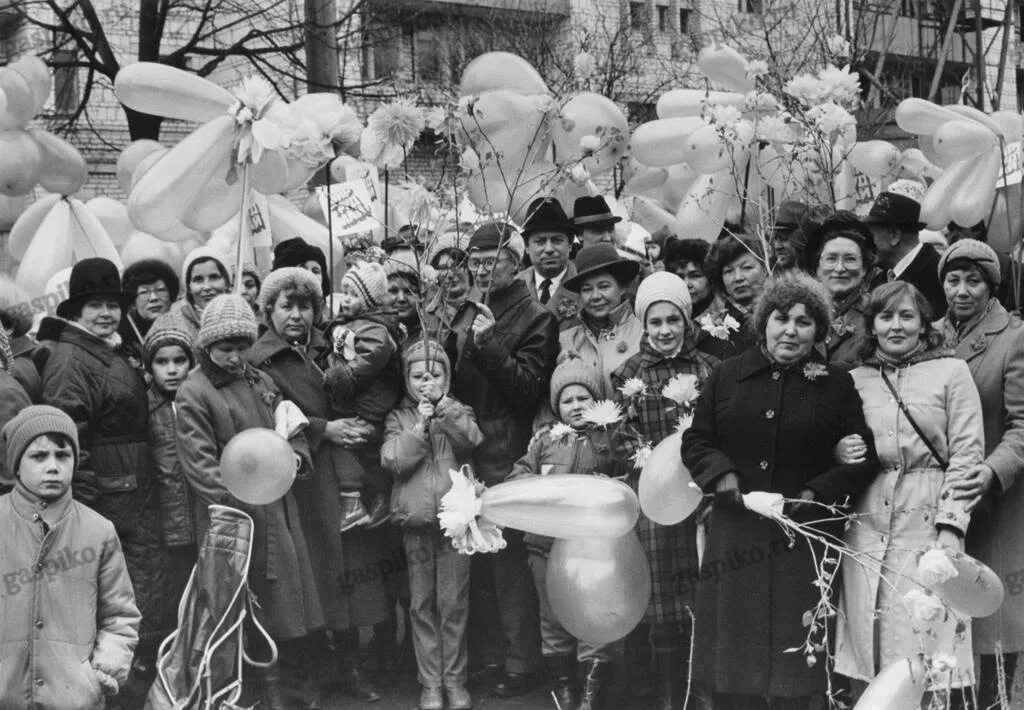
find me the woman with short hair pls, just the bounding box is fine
[698,234,768,360]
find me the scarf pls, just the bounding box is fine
[68,319,123,350]
[941,299,994,348]
[873,340,927,368]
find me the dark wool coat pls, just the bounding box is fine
[680,348,878,698]
[251,326,389,630]
[148,386,196,547]
[10,334,40,403]
[41,319,173,645]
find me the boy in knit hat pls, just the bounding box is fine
[508,352,626,710]
[381,338,483,710]
[143,312,199,594]
[0,405,141,709]
[321,260,405,530]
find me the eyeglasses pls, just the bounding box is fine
[137,287,170,299]
[820,255,862,269]
[467,257,509,271]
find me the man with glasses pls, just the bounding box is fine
[518,197,579,330]
[119,259,180,368]
[451,221,558,699]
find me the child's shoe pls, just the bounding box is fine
[339,492,370,532]
[419,686,443,710]
[364,492,391,529]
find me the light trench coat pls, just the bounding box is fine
[836,354,984,689]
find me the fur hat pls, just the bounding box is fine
[938,238,1002,286]
[549,351,603,413]
[273,237,330,297]
[635,271,692,322]
[142,312,195,371]
[402,338,452,394]
[197,294,258,349]
[259,266,323,314]
[341,261,389,310]
[2,405,79,483]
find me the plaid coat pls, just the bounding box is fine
[611,337,718,624]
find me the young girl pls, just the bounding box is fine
[381,339,482,710]
[510,351,626,710]
[0,405,141,710]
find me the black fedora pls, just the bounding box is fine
[522,197,575,237]
[862,192,926,231]
[573,195,622,229]
[563,243,641,293]
[56,257,131,319]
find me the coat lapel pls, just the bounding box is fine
[956,303,1010,367]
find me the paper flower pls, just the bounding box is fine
[368,99,425,153]
[827,34,851,57]
[698,312,740,340]
[706,104,743,130]
[422,106,447,132]
[806,103,855,137]
[617,377,647,398]
[582,400,623,428]
[917,548,959,587]
[903,588,947,624]
[784,73,823,105]
[438,467,506,555]
[460,147,481,172]
[549,422,576,444]
[745,59,769,80]
[756,115,798,144]
[742,491,785,520]
[567,163,591,185]
[229,76,289,165]
[802,363,827,381]
[631,443,653,470]
[817,65,861,105]
[574,50,597,80]
[661,373,700,406]
[676,414,694,433]
[579,134,601,155]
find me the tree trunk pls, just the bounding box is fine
[305,0,340,93]
[125,106,165,141]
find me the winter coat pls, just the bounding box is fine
[174,354,324,640]
[449,279,559,485]
[517,264,580,329]
[168,300,201,343]
[836,353,984,687]
[40,319,171,645]
[10,334,41,402]
[937,302,1024,653]
[680,348,878,697]
[148,386,196,547]
[559,301,643,399]
[322,309,404,426]
[0,484,140,710]
[822,289,869,370]
[611,337,718,624]
[895,242,947,318]
[382,395,483,528]
[0,368,31,488]
[694,298,757,362]
[117,310,152,372]
[250,325,389,630]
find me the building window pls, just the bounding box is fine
[657,5,669,31]
[679,7,690,32]
[413,29,445,82]
[899,0,916,16]
[738,0,762,12]
[52,48,78,116]
[629,2,646,29]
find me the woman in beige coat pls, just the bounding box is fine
[936,239,1024,707]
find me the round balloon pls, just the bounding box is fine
[853,656,926,710]
[220,428,296,505]
[85,197,134,247]
[921,549,1005,618]
[459,89,551,170]
[547,532,651,644]
[551,93,628,176]
[639,431,703,525]
[0,193,26,230]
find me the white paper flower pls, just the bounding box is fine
[368,99,425,154]
[756,115,797,144]
[422,106,447,132]
[617,377,647,398]
[742,491,785,520]
[574,50,597,80]
[230,76,277,118]
[459,147,481,172]
[581,400,623,428]
[817,65,861,105]
[676,414,694,433]
[930,653,957,673]
[917,548,959,587]
[631,443,653,470]
[439,467,507,555]
[549,422,575,444]
[806,103,855,137]
[567,163,591,185]
[746,59,769,80]
[784,73,823,105]
[661,373,700,406]
[903,588,947,624]
[579,134,601,155]
[707,104,743,129]
[827,34,851,57]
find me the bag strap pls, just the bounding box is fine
[879,368,949,470]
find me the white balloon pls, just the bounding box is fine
[85,197,134,247]
[630,117,704,167]
[8,193,62,261]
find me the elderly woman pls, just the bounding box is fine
[40,257,172,701]
[698,234,767,361]
[560,243,642,398]
[610,272,719,710]
[175,293,324,709]
[171,246,231,339]
[934,239,1024,707]
[118,258,180,367]
[835,281,984,705]
[803,212,876,369]
[680,271,878,709]
[250,268,387,704]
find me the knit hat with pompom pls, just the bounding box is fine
[341,261,389,310]
[549,350,604,414]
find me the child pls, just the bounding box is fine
[0,405,141,709]
[143,312,198,597]
[381,339,483,710]
[508,352,626,710]
[322,260,404,530]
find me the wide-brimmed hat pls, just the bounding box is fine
[572,196,622,229]
[862,192,925,231]
[56,258,131,320]
[563,243,641,293]
[522,197,575,237]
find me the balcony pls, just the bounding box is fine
[370,0,570,17]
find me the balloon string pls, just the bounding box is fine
[234,164,252,295]
[66,197,101,259]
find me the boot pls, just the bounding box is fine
[339,492,371,532]
[365,492,391,529]
[653,649,680,710]
[336,650,382,702]
[544,654,579,710]
[578,660,613,710]
[263,664,287,710]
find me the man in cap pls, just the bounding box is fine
[863,191,946,317]
[518,197,580,329]
[572,195,622,248]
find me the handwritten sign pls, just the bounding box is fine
[249,193,272,248]
[999,141,1022,188]
[316,180,379,237]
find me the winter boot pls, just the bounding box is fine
[545,654,580,710]
[336,649,382,702]
[578,660,613,710]
[339,492,371,531]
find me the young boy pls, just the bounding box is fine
[0,405,141,709]
[143,312,198,594]
[322,260,404,530]
[508,352,625,710]
[382,339,483,710]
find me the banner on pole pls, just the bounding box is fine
[316,181,380,237]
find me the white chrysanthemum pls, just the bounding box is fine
[806,103,855,136]
[676,414,694,434]
[617,377,647,398]
[817,65,861,105]
[707,104,743,129]
[661,373,700,406]
[756,115,797,144]
[549,422,576,443]
[827,34,851,57]
[581,400,623,428]
[368,99,426,154]
[918,549,959,587]
[631,443,653,470]
[783,73,823,106]
[360,127,404,169]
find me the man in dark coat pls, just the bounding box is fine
[517,197,580,330]
[450,221,559,697]
[863,191,947,317]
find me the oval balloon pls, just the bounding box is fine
[920,159,973,230]
[85,197,134,247]
[943,103,1004,137]
[480,474,639,539]
[0,68,37,130]
[129,147,170,191]
[120,229,188,268]
[459,52,548,96]
[547,532,651,644]
[657,89,746,119]
[950,148,999,228]
[551,92,628,176]
[67,198,123,269]
[0,130,42,196]
[115,62,235,123]
[8,193,62,260]
[183,174,244,232]
[638,431,704,525]
[250,149,290,195]
[681,124,733,174]
[922,549,1005,618]
[117,139,164,193]
[990,110,1024,141]
[220,428,296,505]
[630,117,704,167]
[853,655,926,710]
[894,98,962,136]
[28,128,88,195]
[933,120,996,163]
[845,140,901,179]
[675,171,734,242]
[697,44,755,92]
[8,56,51,116]
[0,193,26,230]
[460,89,550,169]
[16,199,74,294]
[266,194,344,265]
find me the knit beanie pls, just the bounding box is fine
[2,405,80,480]
[143,312,196,371]
[259,266,323,314]
[635,271,692,322]
[549,350,604,413]
[938,238,1002,286]
[341,261,389,310]
[402,338,452,394]
[197,293,258,349]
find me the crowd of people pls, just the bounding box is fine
[0,185,1021,710]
